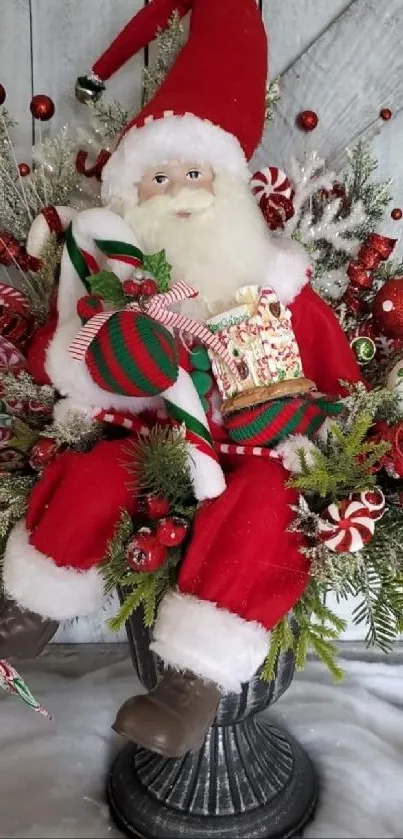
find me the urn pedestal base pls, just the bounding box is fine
[108,608,318,838]
[108,713,317,838]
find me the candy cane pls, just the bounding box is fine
[26,205,78,260]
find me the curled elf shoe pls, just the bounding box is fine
[112,668,221,758]
[0,593,59,659]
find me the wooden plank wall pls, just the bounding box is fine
[1,0,402,641]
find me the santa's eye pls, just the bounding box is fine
[153,173,168,185]
[187,170,202,180]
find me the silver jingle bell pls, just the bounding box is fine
[75,74,105,105]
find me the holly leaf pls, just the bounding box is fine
[87,271,125,306]
[143,251,172,292]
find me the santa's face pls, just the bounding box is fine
[138,161,215,205]
[113,160,272,316]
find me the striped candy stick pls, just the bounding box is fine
[0,659,52,719]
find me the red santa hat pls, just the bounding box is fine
[91,0,268,203]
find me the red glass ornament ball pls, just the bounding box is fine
[380,108,392,121]
[145,494,171,520]
[373,278,403,338]
[0,84,6,105]
[140,278,158,296]
[30,94,55,121]
[18,162,31,177]
[157,516,188,547]
[391,208,403,221]
[296,110,319,132]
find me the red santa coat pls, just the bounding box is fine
[2,284,361,640]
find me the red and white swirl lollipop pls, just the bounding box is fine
[250,167,294,230]
[317,499,375,553]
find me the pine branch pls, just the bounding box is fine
[142,11,185,104]
[262,583,346,683]
[343,142,392,237]
[290,409,389,499]
[127,425,194,506]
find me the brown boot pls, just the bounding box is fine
[113,668,221,758]
[0,593,59,659]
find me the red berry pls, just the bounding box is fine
[145,494,171,519]
[157,516,188,547]
[296,110,318,132]
[18,162,31,177]
[391,208,403,221]
[140,278,158,296]
[380,108,392,121]
[126,528,167,572]
[123,279,140,297]
[0,84,6,105]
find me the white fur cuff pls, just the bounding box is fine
[3,522,105,620]
[150,591,269,694]
[274,434,319,474]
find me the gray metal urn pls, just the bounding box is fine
[107,608,318,838]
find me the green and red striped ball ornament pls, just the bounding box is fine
[85,309,179,397]
[224,394,343,448]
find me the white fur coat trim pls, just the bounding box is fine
[264,237,311,307]
[2,521,105,621]
[150,590,269,693]
[101,113,250,205]
[274,434,320,474]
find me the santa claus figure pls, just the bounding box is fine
[0,0,361,757]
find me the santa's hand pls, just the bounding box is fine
[272,434,319,474]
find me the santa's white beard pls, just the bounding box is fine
[119,173,274,316]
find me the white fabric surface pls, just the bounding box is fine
[1,646,403,838]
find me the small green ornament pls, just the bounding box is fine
[351,336,376,365]
[190,345,211,372]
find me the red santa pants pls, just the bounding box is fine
[3,440,308,693]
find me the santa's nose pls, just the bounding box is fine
[168,180,184,197]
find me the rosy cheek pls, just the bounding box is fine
[138,182,161,203]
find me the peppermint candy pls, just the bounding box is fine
[0,283,30,318]
[0,335,26,371]
[251,167,293,203]
[317,499,375,552]
[250,167,294,230]
[354,488,385,521]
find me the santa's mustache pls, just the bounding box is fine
[139,187,215,216]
